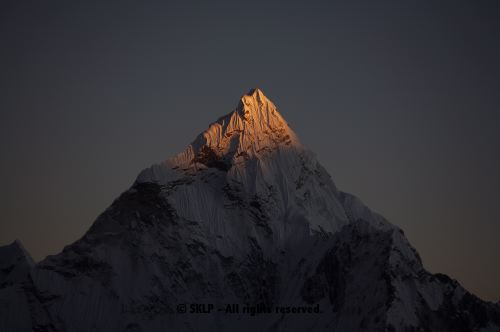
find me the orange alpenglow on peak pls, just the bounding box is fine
[166,88,304,170]
[237,88,286,125]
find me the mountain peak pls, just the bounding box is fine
[0,239,35,284]
[245,87,265,97]
[239,87,267,106]
[165,88,303,170]
[236,88,279,122]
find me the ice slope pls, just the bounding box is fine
[138,88,350,243]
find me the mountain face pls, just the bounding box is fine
[1,89,499,332]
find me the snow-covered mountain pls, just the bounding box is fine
[1,89,499,332]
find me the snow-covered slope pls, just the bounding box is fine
[137,88,349,240]
[1,89,499,332]
[0,241,55,332]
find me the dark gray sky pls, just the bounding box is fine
[1,0,499,301]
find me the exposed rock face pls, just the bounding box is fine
[1,89,499,332]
